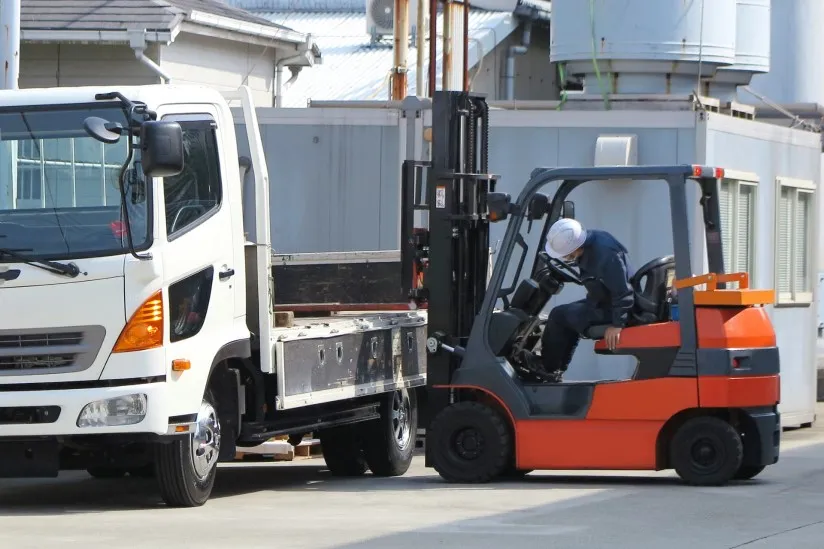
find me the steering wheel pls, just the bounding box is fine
[538,251,583,285]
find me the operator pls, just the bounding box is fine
[538,218,636,381]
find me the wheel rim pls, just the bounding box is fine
[392,389,412,451]
[689,435,724,474]
[191,400,221,481]
[453,427,485,461]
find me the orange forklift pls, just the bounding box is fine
[401,91,780,486]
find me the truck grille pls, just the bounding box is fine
[0,327,107,376]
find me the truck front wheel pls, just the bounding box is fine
[154,389,221,507]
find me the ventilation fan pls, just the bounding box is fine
[366,0,418,41]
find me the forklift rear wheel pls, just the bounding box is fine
[429,401,512,483]
[154,389,221,507]
[670,416,743,486]
[318,425,369,477]
[363,387,418,476]
[733,464,766,481]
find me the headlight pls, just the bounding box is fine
[77,394,148,427]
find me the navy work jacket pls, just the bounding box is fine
[575,229,637,327]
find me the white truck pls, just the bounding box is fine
[0,85,427,507]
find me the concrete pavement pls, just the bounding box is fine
[1,408,823,549]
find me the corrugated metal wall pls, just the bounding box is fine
[234,107,404,253]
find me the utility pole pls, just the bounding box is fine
[1,0,20,90]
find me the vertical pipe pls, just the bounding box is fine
[1,0,20,211]
[442,0,452,90]
[428,0,437,96]
[416,0,428,97]
[1,0,21,90]
[391,0,410,100]
[462,0,470,91]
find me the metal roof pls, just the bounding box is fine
[19,0,307,44]
[256,9,519,106]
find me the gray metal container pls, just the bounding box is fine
[550,0,737,95]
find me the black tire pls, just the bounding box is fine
[363,388,418,477]
[318,425,369,477]
[87,467,127,479]
[670,416,743,486]
[429,401,512,483]
[733,464,766,481]
[154,389,221,507]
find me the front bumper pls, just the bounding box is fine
[0,380,190,438]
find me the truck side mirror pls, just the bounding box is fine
[141,121,184,178]
[528,193,549,220]
[488,192,512,222]
[562,200,575,219]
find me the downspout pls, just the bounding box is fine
[275,34,314,108]
[128,30,172,84]
[134,49,172,84]
[505,19,532,101]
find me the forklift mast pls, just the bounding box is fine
[401,91,502,396]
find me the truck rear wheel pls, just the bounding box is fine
[154,389,221,507]
[362,388,418,476]
[318,425,369,476]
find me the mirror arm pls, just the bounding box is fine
[118,134,152,262]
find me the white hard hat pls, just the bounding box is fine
[545,218,587,258]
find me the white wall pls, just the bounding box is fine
[20,33,281,108]
[160,33,278,108]
[20,43,162,88]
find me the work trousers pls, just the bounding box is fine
[541,299,609,373]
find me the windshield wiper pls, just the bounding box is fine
[0,248,81,278]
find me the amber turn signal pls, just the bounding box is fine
[172,359,191,372]
[112,290,164,353]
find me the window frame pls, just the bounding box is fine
[774,176,816,306]
[159,114,224,242]
[717,170,759,284]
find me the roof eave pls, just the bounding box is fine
[177,21,314,60]
[20,28,175,45]
[187,10,308,45]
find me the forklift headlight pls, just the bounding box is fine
[77,394,147,427]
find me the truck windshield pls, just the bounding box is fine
[0,104,150,261]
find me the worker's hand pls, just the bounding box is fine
[604,326,622,351]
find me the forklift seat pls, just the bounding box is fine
[584,254,675,341]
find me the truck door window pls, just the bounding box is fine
[162,118,222,239]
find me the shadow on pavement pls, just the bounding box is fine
[0,458,701,516]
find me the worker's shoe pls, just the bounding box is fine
[546,369,564,383]
[519,352,564,383]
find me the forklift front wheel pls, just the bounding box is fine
[429,401,512,484]
[670,416,743,486]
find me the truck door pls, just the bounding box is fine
[157,111,236,404]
